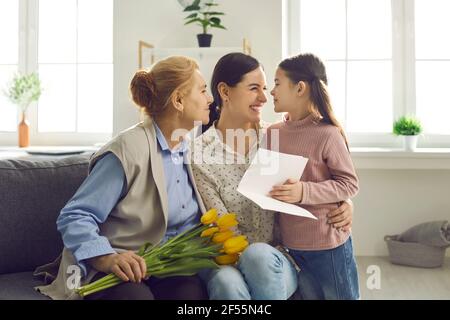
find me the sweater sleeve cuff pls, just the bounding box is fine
[300,182,311,205]
[72,237,116,277]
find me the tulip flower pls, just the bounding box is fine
[76,208,248,298]
[215,254,239,265]
[223,235,249,254]
[201,208,218,225]
[212,230,234,244]
[201,227,219,237]
[217,213,238,230]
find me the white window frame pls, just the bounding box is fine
[0,0,113,146]
[285,0,450,148]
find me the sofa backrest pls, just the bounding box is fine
[0,154,91,274]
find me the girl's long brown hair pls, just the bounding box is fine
[279,53,349,151]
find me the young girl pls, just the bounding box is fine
[267,53,360,300]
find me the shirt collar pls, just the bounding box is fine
[205,120,264,142]
[282,113,321,128]
[153,120,189,154]
[202,121,263,159]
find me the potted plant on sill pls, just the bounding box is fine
[182,0,226,47]
[393,116,423,151]
[3,72,42,148]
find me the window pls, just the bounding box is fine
[0,0,19,133]
[415,0,450,135]
[286,0,450,147]
[0,0,113,145]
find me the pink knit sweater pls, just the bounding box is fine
[266,114,359,250]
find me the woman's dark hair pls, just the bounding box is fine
[202,52,261,132]
[279,53,349,150]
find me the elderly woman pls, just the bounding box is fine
[34,56,214,300]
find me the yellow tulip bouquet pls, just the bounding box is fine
[76,209,248,297]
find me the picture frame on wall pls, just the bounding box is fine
[138,40,154,69]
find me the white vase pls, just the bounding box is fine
[403,135,419,151]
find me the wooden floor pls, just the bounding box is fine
[356,256,450,300]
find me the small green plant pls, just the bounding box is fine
[393,116,422,136]
[183,0,226,34]
[3,72,42,113]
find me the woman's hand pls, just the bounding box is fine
[87,251,147,283]
[327,199,353,232]
[269,179,303,203]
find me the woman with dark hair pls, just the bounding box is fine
[201,53,263,133]
[191,53,354,300]
[34,56,213,300]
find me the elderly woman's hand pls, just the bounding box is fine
[327,199,353,232]
[88,251,147,283]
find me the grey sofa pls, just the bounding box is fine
[0,154,91,300]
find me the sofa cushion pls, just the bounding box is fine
[0,272,50,300]
[0,154,91,274]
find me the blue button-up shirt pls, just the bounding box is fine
[56,122,200,276]
[153,122,200,240]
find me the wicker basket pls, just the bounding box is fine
[384,235,447,268]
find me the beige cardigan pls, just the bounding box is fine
[34,118,206,300]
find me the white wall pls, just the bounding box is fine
[113,0,283,135]
[353,170,450,257]
[113,0,450,257]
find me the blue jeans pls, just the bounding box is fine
[200,242,298,300]
[288,237,360,300]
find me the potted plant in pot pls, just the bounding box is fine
[182,0,226,47]
[3,72,42,147]
[393,116,423,151]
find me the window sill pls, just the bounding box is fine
[0,146,99,160]
[2,146,449,170]
[350,148,450,169]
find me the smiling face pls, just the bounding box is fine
[223,67,268,124]
[180,70,214,126]
[270,67,300,114]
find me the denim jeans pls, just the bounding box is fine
[200,242,298,300]
[288,236,360,300]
